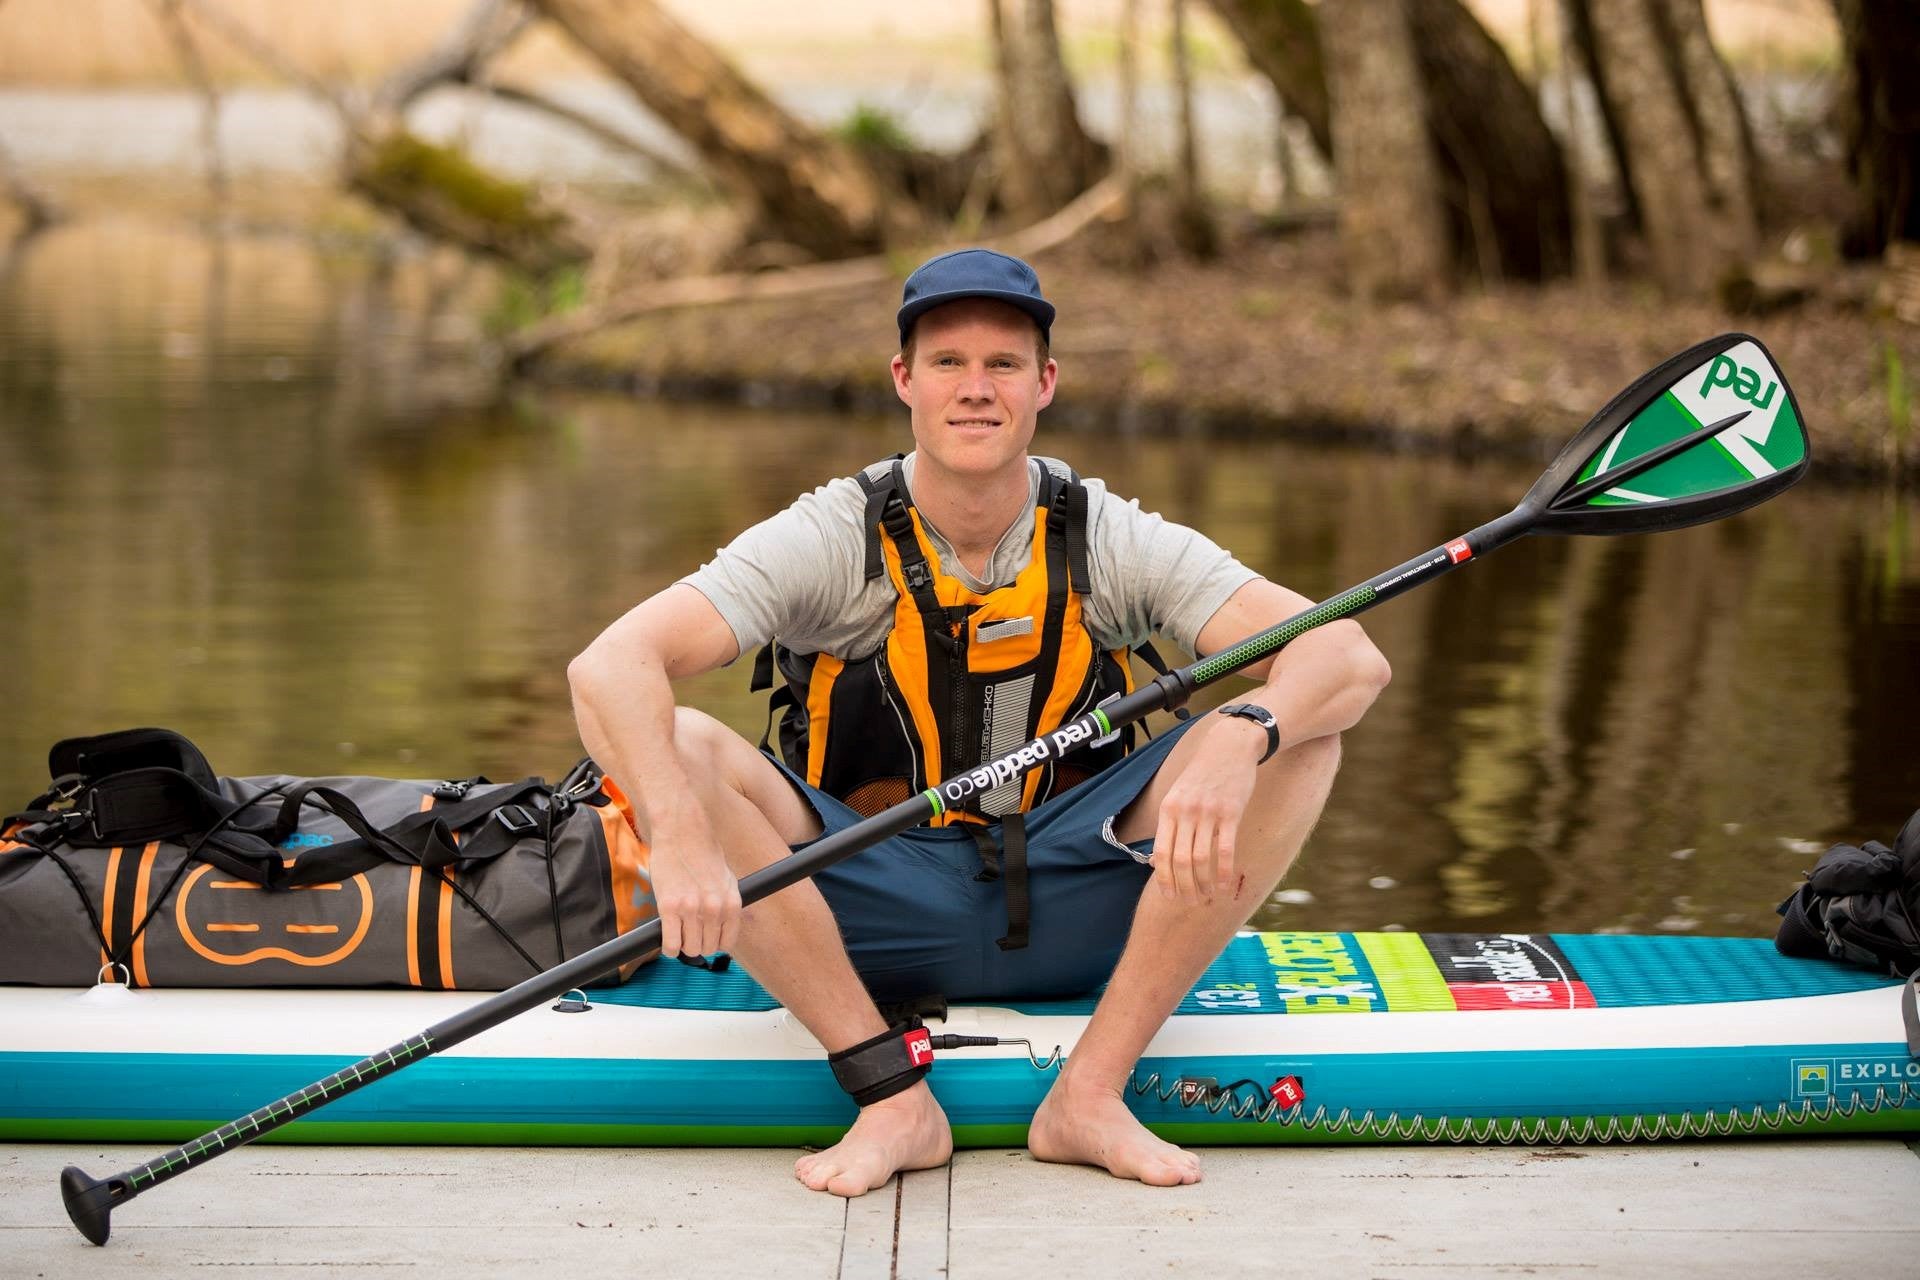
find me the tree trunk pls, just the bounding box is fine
[1657,0,1761,239]
[988,0,1108,223]
[1201,0,1331,162]
[1557,0,1607,282]
[1321,0,1450,299]
[1169,0,1219,258]
[1832,0,1920,257]
[1570,0,1759,293]
[528,0,917,258]
[1212,0,1565,281]
[1406,0,1571,282]
[1112,0,1156,266]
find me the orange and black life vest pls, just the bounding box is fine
[752,457,1160,949]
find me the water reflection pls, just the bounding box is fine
[2,222,1916,941]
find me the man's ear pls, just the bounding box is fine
[1035,357,1059,411]
[890,352,913,406]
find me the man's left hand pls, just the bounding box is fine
[1149,721,1266,903]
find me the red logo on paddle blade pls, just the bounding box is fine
[1446,538,1473,564]
[1268,1076,1305,1108]
[904,1027,934,1067]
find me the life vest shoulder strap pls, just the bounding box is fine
[1037,461,1092,596]
[856,455,1094,598]
[856,454,907,582]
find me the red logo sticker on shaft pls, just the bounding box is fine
[904,1027,934,1067]
[1446,538,1473,564]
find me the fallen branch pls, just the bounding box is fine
[507,171,1128,364]
[176,0,589,276]
[379,0,535,110]
[175,0,352,117]
[481,80,703,186]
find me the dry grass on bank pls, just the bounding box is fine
[542,221,1916,483]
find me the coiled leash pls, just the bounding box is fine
[827,1019,1069,1104]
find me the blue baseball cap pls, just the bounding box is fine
[897,248,1055,348]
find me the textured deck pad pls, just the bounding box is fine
[594,932,1899,1017]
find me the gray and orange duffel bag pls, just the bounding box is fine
[0,727,656,989]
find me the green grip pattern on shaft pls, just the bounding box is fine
[1189,585,1376,686]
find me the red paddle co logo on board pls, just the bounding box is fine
[1426,934,1594,1010]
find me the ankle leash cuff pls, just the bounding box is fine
[827,1019,935,1106]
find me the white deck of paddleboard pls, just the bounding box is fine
[5,1140,1917,1277]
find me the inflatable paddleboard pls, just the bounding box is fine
[5,932,1916,1147]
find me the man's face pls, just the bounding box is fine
[890,298,1057,479]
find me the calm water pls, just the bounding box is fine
[3,220,1917,940]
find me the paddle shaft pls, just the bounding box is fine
[64,506,1534,1231]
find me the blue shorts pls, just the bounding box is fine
[768,715,1201,1003]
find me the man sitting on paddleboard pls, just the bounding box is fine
[568,249,1391,1195]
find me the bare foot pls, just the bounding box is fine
[794,1083,952,1197]
[1028,1076,1202,1186]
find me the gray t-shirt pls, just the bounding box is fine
[680,453,1257,662]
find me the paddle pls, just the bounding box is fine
[60,331,1810,1244]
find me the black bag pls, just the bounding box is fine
[0,728,656,989]
[1775,809,1920,1058]
[1775,810,1920,976]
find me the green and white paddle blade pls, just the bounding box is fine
[1520,333,1810,536]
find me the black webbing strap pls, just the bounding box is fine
[963,818,1030,952]
[1134,640,1191,722]
[881,459,947,622]
[856,455,906,582]
[1061,476,1091,596]
[966,822,1000,881]
[759,684,799,755]
[751,643,801,757]
[77,767,236,847]
[996,813,1030,952]
[827,1018,934,1106]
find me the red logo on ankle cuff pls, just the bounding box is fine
[904,1027,934,1067]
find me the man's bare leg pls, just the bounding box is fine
[659,708,952,1196]
[1027,722,1342,1184]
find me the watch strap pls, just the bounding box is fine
[1216,703,1280,765]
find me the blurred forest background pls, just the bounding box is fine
[1,1,1917,935]
[0,0,1915,471]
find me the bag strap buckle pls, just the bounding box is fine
[43,773,84,811]
[493,803,540,837]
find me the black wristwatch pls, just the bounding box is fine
[1216,703,1281,764]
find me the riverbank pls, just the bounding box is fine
[532,223,1918,484]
